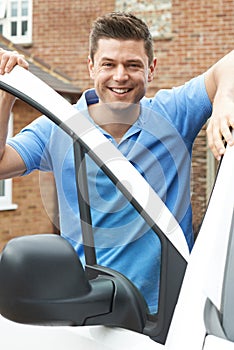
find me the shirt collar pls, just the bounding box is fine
[75,89,146,135]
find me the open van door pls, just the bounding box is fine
[0,66,188,349]
[165,131,234,350]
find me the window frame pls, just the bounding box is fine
[0,0,32,45]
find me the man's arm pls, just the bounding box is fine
[205,50,234,160]
[0,49,29,178]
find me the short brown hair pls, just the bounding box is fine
[89,12,154,64]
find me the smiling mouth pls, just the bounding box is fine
[110,88,131,94]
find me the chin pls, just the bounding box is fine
[106,100,138,110]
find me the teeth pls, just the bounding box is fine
[111,88,129,94]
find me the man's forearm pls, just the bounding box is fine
[0,91,16,159]
[205,50,234,102]
[205,50,234,159]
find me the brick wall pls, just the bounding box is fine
[30,0,116,89]
[0,101,56,251]
[30,0,234,91]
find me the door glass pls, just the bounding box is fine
[85,154,161,314]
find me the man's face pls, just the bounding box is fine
[88,38,156,107]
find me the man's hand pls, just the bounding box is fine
[207,94,234,160]
[205,51,234,160]
[0,48,29,75]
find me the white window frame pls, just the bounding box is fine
[0,0,32,45]
[0,114,17,210]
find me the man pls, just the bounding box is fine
[0,12,233,313]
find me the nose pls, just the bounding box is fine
[113,64,128,81]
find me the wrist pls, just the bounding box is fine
[0,90,16,109]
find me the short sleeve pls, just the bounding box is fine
[7,116,54,175]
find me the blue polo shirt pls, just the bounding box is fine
[8,74,212,313]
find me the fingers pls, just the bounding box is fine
[207,112,234,160]
[207,123,224,160]
[0,48,29,74]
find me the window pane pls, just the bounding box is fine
[0,180,5,196]
[21,0,28,16]
[10,1,18,17]
[11,21,17,35]
[21,19,27,35]
[85,154,161,314]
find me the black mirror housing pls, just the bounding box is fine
[0,234,147,332]
[0,234,91,300]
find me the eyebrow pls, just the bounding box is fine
[100,57,143,64]
[100,57,115,62]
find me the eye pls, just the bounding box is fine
[128,62,142,69]
[102,62,113,68]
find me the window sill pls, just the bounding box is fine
[0,203,18,211]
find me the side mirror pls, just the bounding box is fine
[0,234,147,332]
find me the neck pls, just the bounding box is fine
[88,102,140,142]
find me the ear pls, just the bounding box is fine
[88,56,95,80]
[148,57,157,82]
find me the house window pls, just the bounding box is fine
[0,0,32,44]
[0,114,17,211]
